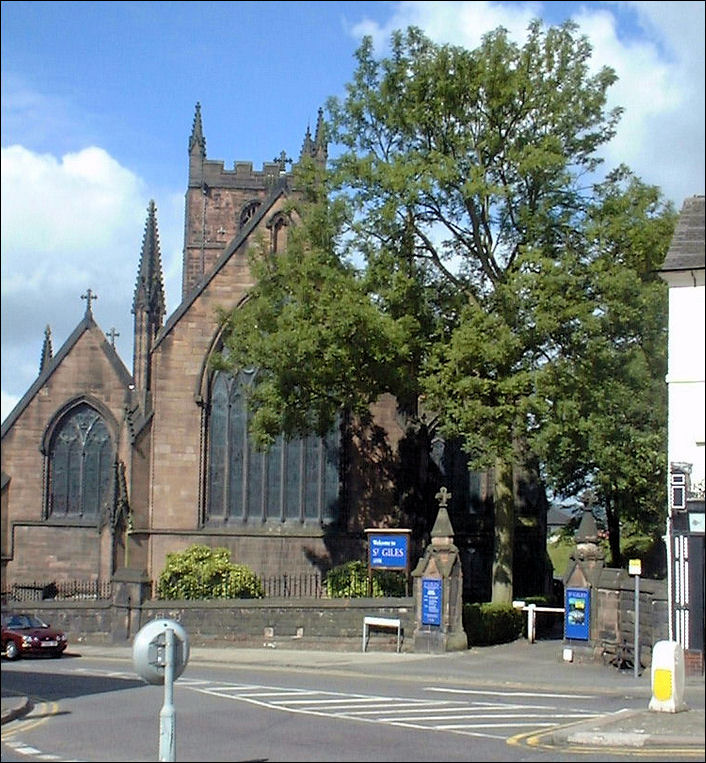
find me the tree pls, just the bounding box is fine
[328,21,624,603]
[532,169,676,565]
[218,21,673,602]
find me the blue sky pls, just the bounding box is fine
[2,1,704,422]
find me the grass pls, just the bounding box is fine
[547,536,575,578]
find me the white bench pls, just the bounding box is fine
[362,616,402,653]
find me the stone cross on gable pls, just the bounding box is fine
[435,486,452,508]
[81,288,97,316]
[107,327,120,348]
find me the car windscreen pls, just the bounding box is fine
[5,615,49,629]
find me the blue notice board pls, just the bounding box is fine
[565,587,590,640]
[369,533,409,570]
[422,578,442,626]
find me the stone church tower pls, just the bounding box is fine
[182,102,327,296]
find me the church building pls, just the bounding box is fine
[1,105,549,601]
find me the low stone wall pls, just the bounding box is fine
[592,574,668,667]
[4,597,417,652]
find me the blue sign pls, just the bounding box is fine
[565,587,590,640]
[422,578,442,625]
[369,533,409,569]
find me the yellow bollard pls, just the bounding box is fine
[648,640,688,713]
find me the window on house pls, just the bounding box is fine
[47,404,114,520]
[206,368,340,524]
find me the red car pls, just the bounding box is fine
[1,612,68,660]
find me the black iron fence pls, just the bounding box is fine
[260,573,324,598]
[2,579,113,603]
[2,568,404,604]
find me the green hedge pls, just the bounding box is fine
[325,560,407,598]
[462,602,524,646]
[156,544,264,600]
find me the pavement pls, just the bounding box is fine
[2,637,704,753]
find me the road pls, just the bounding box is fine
[0,651,701,762]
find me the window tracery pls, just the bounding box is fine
[239,200,261,230]
[205,368,340,524]
[46,403,114,521]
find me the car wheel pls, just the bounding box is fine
[5,641,20,660]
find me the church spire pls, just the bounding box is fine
[132,200,165,396]
[298,108,327,166]
[299,124,314,161]
[188,102,206,187]
[189,101,206,158]
[40,324,53,373]
[314,107,327,161]
[133,199,165,321]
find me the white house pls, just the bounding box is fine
[658,194,705,668]
[661,195,705,494]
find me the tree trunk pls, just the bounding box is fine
[606,499,622,567]
[491,455,515,603]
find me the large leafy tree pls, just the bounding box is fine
[532,169,675,566]
[218,21,674,601]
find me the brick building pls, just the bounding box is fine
[1,105,550,600]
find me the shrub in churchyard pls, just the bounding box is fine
[157,544,264,600]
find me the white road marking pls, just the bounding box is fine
[186,680,600,740]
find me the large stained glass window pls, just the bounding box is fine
[47,404,114,520]
[206,368,340,524]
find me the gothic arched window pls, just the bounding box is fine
[238,200,261,230]
[267,211,289,253]
[46,404,114,521]
[206,368,340,524]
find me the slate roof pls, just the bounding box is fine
[547,505,573,529]
[660,195,705,274]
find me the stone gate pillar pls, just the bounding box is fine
[111,567,151,643]
[411,487,467,653]
[562,502,606,659]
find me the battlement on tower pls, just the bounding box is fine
[192,158,289,190]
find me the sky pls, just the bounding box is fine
[2,0,705,424]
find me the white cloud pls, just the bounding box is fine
[1,145,145,270]
[352,0,540,52]
[348,1,705,205]
[0,145,183,423]
[1,390,21,423]
[573,5,703,203]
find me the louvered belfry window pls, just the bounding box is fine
[206,368,340,524]
[48,404,113,519]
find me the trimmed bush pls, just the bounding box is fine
[325,560,407,598]
[157,544,264,600]
[463,601,524,646]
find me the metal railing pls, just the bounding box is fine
[260,573,325,598]
[2,570,408,604]
[1,580,113,603]
[513,601,564,643]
